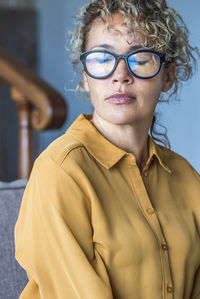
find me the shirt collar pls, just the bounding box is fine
[148,138,172,174]
[67,114,172,173]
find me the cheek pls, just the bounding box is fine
[86,81,102,108]
[83,73,89,92]
[140,77,164,100]
[87,79,106,99]
[139,83,160,103]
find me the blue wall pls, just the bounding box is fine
[162,0,200,172]
[37,0,200,172]
[37,0,92,151]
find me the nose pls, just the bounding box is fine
[112,59,134,85]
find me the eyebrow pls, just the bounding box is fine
[90,44,142,51]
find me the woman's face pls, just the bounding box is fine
[83,13,174,127]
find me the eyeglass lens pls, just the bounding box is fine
[85,51,160,78]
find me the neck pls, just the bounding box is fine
[91,113,151,172]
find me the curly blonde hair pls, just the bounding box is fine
[69,0,199,147]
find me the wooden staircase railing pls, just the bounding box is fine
[0,47,67,179]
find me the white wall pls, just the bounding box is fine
[38,0,200,172]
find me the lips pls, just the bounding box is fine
[107,93,136,104]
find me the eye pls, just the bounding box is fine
[129,56,148,66]
[97,55,114,64]
[86,53,114,64]
[99,57,111,63]
[135,60,148,65]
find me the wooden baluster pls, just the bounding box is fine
[0,47,67,180]
[0,76,4,84]
[11,87,32,179]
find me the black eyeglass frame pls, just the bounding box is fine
[80,49,171,80]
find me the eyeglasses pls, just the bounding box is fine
[80,49,171,80]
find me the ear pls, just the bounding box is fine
[162,63,176,92]
[83,71,89,92]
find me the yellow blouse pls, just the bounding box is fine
[15,114,200,299]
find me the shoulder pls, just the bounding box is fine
[40,133,85,166]
[25,133,92,204]
[32,131,93,184]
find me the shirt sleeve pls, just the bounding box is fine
[191,267,200,299]
[15,155,113,299]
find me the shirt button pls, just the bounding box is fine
[162,244,168,250]
[143,171,148,177]
[146,207,155,215]
[167,286,173,293]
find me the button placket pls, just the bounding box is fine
[127,158,174,299]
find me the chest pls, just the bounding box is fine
[88,162,200,269]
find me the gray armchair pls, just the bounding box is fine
[0,180,28,299]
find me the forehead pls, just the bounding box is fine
[86,13,143,50]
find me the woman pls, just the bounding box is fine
[15,0,200,298]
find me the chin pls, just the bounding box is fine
[104,112,139,126]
